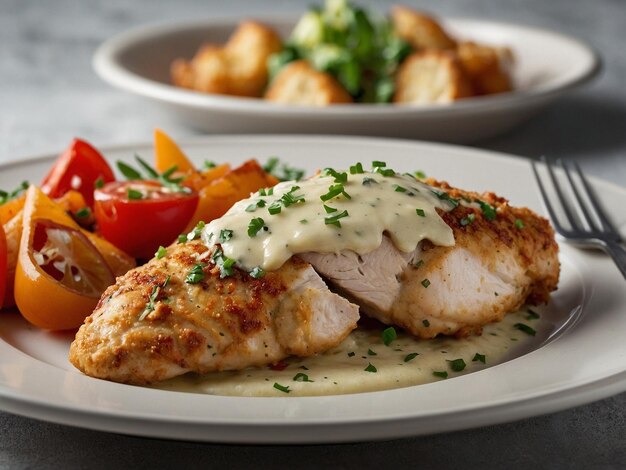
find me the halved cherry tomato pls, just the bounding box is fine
[94,181,199,259]
[15,218,114,330]
[41,138,115,206]
[4,187,135,311]
[0,224,7,308]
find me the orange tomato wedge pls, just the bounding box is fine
[154,128,195,174]
[184,160,279,231]
[0,224,7,308]
[14,186,118,330]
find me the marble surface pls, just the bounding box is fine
[1,0,625,468]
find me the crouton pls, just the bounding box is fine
[393,50,472,104]
[264,61,353,105]
[456,41,514,95]
[171,21,283,97]
[390,6,456,51]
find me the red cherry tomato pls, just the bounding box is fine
[41,138,115,207]
[94,181,199,259]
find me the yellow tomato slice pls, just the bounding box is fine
[15,186,117,330]
[15,217,114,330]
[154,128,195,174]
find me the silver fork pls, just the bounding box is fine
[532,156,626,280]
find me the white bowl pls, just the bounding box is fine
[93,17,600,143]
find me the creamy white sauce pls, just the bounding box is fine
[154,309,537,397]
[202,170,455,271]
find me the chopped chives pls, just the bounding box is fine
[382,327,397,346]
[324,210,349,228]
[404,353,419,362]
[247,217,266,237]
[472,353,486,364]
[364,363,377,373]
[416,208,425,217]
[514,323,536,336]
[447,358,466,372]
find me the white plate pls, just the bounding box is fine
[1,136,625,444]
[93,17,600,143]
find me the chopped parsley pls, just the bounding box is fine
[472,353,486,364]
[431,190,459,208]
[138,276,170,321]
[514,323,536,336]
[273,382,291,393]
[263,157,305,182]
[515,218,525,229]
[267,201,282,215]
[421,278,431,288]
[526,309,540,320]
[324,209,349,228]
[367,348,377,356]
[447,358,466,372]
[177,234,187,244]
[415,208,425,217]
[155,246,167,259]
[204,160,217,169]
[349,162,364,174]
[404,352,419,362]
[218,229,233,243]
[246,199,267,212]
[293,373,314,382]
[382,326,397,346]
[187,221,206,241]
[364,363,377,373]
[478,201,497,221]
[422,319,430,327]
[211,248,236,278]
[126,188,143,200]
[185,264,206,284]
[249,266,265,279]
[433,371,448,379]
[247,217,266,237]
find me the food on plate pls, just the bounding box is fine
[265,61,353,105]
[393,50,472,104]
[171,21,282,97]
[0,130,276,329]
[170,0,514,105]
[14,186,117,330]
[70,162,559,386]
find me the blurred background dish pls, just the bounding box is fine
[93,17,600,143]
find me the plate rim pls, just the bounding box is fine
[1,135,625,444]
[92,15,602,117]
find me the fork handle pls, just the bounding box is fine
[604,241,626,280]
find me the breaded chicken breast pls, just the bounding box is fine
[70,240,359,384]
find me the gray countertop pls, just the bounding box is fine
[1,0,625,468]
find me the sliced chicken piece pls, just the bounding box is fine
[390,6,456,51]
[69,240,359,384]
[265,60,353,105]
[302,180,559,338]
[393,51,473,104]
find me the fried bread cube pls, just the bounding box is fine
[171,21,282,97]
[264,60,353,105]
[393,50,473,104]
[390,6,456,51]
[456,41,514,95]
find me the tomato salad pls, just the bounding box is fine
[0,130,281,330]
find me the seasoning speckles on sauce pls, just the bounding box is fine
[153,309,536,397]
[202,168,455,271]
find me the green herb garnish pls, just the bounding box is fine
[249,266,265,279]
[404,352,419,362]
[218,229,233,243]
[382,326,397,346]
[415,208,425,217]
[155,246,167,259]
[433,371,448,379]
[478,201,497,221]
[185,264,206,284]
[248,217,266,237]
[75,207,91,218]
[421,278,431,288]
[472,353,486,364]
[273,382,291,393]
[293,373,314,382]
[139,275,170,321]
[364,363,377,373]
[514,323,536,336]
[127,188,143,200]
[447,358,466,372]
[515,218,525,229]
[324,209,349,228]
